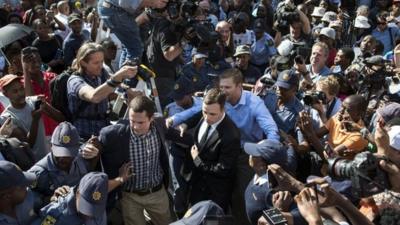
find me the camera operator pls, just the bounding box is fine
[310,75,342,123]
[98,0,168,65]
[295,42,331,88]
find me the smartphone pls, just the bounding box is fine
[262,208,288,225]
[294,55,304,64]
[267,169,278,190]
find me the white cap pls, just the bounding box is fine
[322,11,337,23]
[388,125,400,151]
[311,7,325,17]
[191,48,208,59]
[319,27,336,40]
[354,16,371,29]
[277,40,294,57]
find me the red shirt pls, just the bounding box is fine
[31,72,59,136]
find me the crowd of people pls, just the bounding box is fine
[0,0,400,224]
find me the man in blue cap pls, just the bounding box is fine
[28,122,89,207]
[34,172,109,225]
[180,49,211,93]
[243,139,306,225]
[262,70,304,136]
[0,161,38,225]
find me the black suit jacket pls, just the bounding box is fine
[185,112,241,208]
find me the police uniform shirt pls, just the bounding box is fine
[181,63,210,92]
[263,91,304,135]
[35,189,106,225]
[28,153,89,197]
[0,190,37,225]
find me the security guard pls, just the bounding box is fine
[0,161,38,225]
[33,172,108,225]
[28,122,88,207]
[251,19,277,74]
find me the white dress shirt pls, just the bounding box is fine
[197,113,225,143]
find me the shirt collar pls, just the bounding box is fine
[253,174,268,185]
[130,124,156,142]
[210,113,225,130]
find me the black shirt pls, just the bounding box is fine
[32,35,62,63]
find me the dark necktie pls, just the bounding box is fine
[200,124,211,145]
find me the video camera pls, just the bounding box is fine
[274,0,299,33]
[155,0,219,51]
[327,151,390,198]
[303,91,327,106]
[122,58,155,88]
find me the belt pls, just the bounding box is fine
[130,183,163,196]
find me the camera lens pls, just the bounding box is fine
[327,157,354,179]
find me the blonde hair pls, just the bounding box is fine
[72,42,104,73]
[317,75,340,96]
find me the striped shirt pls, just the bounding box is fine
[125,125,163,191]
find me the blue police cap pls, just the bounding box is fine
[170,200,225,225]
[51,122,81,157]
[244,139,296,173]
[77,172,108,218]
[169,78,194,101]
[0,161,36,190]
[275,70,299,89]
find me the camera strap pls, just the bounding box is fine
[326,97,337,119]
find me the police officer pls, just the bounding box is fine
[34,172,109,225]
[180,50,210,93]
[28,122,88,207]
[165,78,202,217]
[0,161,38,225]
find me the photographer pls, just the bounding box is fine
[98,0,168,65]
[310,75,342,123]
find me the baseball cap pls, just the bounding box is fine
[319,27,336,40]
[234,45,251,57]
[311,7,325,17]
[321,11,337,23]
[377,103,400,122]
[191,48,208,60]
[0,74,22,91]
[68,13,82,24]
[244,139,291,169]
[275,70,299,89]
[77,172,108,217]
[354,16,370,29]
[51,122,81,157]
[0,161,36,190]
[169,78,194,101]
[388,125,400,151]
[170,200,226,225]
[273,56,290,73]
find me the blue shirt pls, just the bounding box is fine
[263,91,304,135]
[172,90,280,143]
[164,97,203,118]
[28,153,88,199]
[250,33,276,66]
[63,31,90,66]
[181,62,211,92]
[67,72,110,140]
[0,190,37,225]
[34,189,107,225]
[372,26,400,55]
[306,64,331,83]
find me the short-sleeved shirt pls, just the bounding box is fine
[325,116,368,155]
[0,190,37,225]
[250,32,277,66]
[1,97,49,161]
[36,189,107,225]
[28,153,88,199]
[29,72,59,136]
[67,72,110,140]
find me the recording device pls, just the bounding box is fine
[303,91,327,106]
[327,151,390,198]
[274,0,299,33]
[122,59,155,87]
[34,99,42,110]
[262,208,288,225]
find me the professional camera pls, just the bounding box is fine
[303,91,327,106]
[274,0,299,33]
[327,151,390,198]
